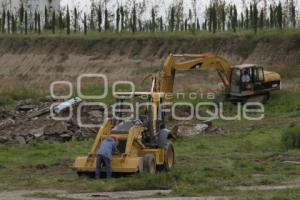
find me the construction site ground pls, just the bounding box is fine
[1,33,300,199]
[1,92,300,199]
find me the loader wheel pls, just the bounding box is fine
[143,154,156,174]
[163,141,175,171]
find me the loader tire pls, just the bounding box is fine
[163,141,175,171]
[143,154,156,174]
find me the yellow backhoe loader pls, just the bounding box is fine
[73,53,281,176]
[73,91,177,175]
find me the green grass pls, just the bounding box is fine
[0,140,92,168]
[1,127,300,197]
[0,86,300,198]
[76,85,114,104]
[281,52,300,79]
[0,87,45,107]
[233,189,300,200]
[266,91,300,116]
[76,83,138,104]
[282,126,300,149]
[0,29,299,62]
[1,28,300,41]
[0,29,300,197]
[0,84,118,107]
[1,29,300,61]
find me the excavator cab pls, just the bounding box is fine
[229,64,280,102]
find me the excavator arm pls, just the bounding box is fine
[157,53,232,94]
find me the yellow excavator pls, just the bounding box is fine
[73,53,281,175]
[158,53,281,103]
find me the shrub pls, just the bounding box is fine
[282,126,300,149]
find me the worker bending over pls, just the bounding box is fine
[95,135,119,179]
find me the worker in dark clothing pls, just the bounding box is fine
[241,69,251,90]
[95,135,119,179]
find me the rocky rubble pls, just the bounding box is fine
[0,98,225,145]
[0,98,103,144]
[176,120,226,137]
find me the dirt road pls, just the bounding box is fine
[0,189,227,200]
[2,182,300,200]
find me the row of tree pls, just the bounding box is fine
[0,0,298,35]
[205,1,296,33]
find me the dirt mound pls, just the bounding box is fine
[0,35,298,90]
[0,98,102,144]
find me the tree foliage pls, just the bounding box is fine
[0,1,299,36]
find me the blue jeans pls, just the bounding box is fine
[95,155,112,179]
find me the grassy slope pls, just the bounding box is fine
[1,29,300,62]
[1,28,300,107]
[1,29,300,40]
[0,29,300,61]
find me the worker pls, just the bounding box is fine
[95,135,119,179]
[241,70,251,90]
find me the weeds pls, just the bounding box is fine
[1,128,299,195]
[282,126,300,149]
[0,87,45,107]
[281,52,300,79]
[266,91,300,116]
[1,29,300,44]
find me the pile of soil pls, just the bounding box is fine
[0,36,297,90]
[0,98,102,144]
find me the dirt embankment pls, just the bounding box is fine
[0,36,299,89]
